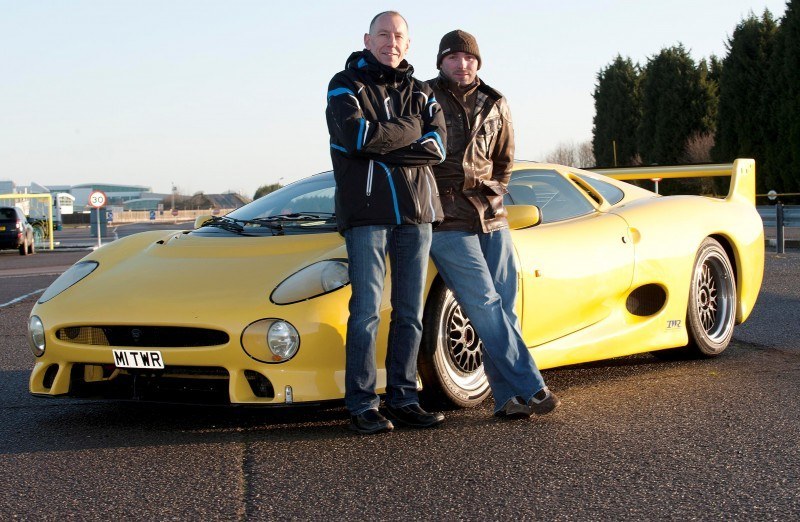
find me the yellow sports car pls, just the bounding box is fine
[27,159,764,407]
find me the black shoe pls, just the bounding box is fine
[494,397,532,419]
[385,404,444,428]
[349,409,394,435]
[527,387,561,415]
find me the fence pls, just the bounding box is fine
[757,205,800,253]
[62,208,238,226]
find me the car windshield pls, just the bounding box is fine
[195,172,337,236]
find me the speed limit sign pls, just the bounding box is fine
[89,191,107,208]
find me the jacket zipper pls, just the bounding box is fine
[424,167,436,218]
[366,160,374,196]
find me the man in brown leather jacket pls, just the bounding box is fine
[427,30,560,419]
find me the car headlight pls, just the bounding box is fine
[270,260,349,305]
[39,261,98,303]
[241,319,300,363]
[28,315,46,357]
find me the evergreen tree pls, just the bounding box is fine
[765,0,800,193]
[638,45,717,166]
[591,55,641,166]
[712,10,777,194]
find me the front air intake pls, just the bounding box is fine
[56,326,229,347]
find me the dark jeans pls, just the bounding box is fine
[343,224,432,415]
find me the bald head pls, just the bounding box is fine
[364,11,410,69]
[369,11,408,34]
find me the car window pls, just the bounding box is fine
[233,176,335,219]
[214,173,337,234]
[507,169,595,223]
[0,208,17,220]
[574,173,625,205]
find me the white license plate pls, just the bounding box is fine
[112,349,164,369]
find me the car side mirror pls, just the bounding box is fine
[194,215,213,229]
[505,205,541,229]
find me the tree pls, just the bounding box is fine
[712,10,777,194]
[638,45,717,166]
[254,183,282,200]
[544,141,595,168]
[592,56,641,166]
[764,0,800,193]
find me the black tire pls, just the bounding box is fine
[19,238,28,256]
[685,238,737,357]
[419,280,491,408]
[28,236,35,255]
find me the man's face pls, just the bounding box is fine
[364,13,409,68]
[440,52,479,87]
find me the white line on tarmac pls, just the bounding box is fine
[0,288,46,308]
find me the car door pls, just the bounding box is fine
[507,169,634,347]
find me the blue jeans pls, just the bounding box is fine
[343,224,432,415]
[430,228,546,412]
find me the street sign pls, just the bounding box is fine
[107,211,113,222]
[89,191,107,208]
[150,210,156,220]
[171,209,179,217]
[88,190,107,249]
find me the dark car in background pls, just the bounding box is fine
[0,206,35,255]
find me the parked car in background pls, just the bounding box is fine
[27,159,763,407]
[0,206,35,255]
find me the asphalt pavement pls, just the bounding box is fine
[0,234,798,520]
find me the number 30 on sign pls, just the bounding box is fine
[89,191,107,208]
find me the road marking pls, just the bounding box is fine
[0,265,74,277]
[0,288,46,308]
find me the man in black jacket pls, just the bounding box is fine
[326,11,446,434]
[427,30,560,419]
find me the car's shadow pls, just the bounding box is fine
[0,342,760,455]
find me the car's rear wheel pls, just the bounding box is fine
[28,234,35,255]
[19,237,28,256]
[419,280,491,408]
[685,238,737,357]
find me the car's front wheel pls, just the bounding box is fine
[419,280,491,408]
[685,237,737,356]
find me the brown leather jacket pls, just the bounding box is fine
[427,74,515,233]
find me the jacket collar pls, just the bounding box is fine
[346,50,414,84]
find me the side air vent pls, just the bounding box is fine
[626,284,667,316]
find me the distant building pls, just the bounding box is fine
[2,179,250,216]
[123,198,164,211]
[0,180,17,194]
[178,192,251,210]
[69,183,152,210]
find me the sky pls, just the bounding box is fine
[0,0,788,198]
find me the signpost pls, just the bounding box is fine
[88,190,107,248]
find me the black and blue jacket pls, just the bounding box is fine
[326,50,446,233]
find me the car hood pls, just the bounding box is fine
[36,229,347,326]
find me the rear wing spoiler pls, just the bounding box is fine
[588,158,756,206]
